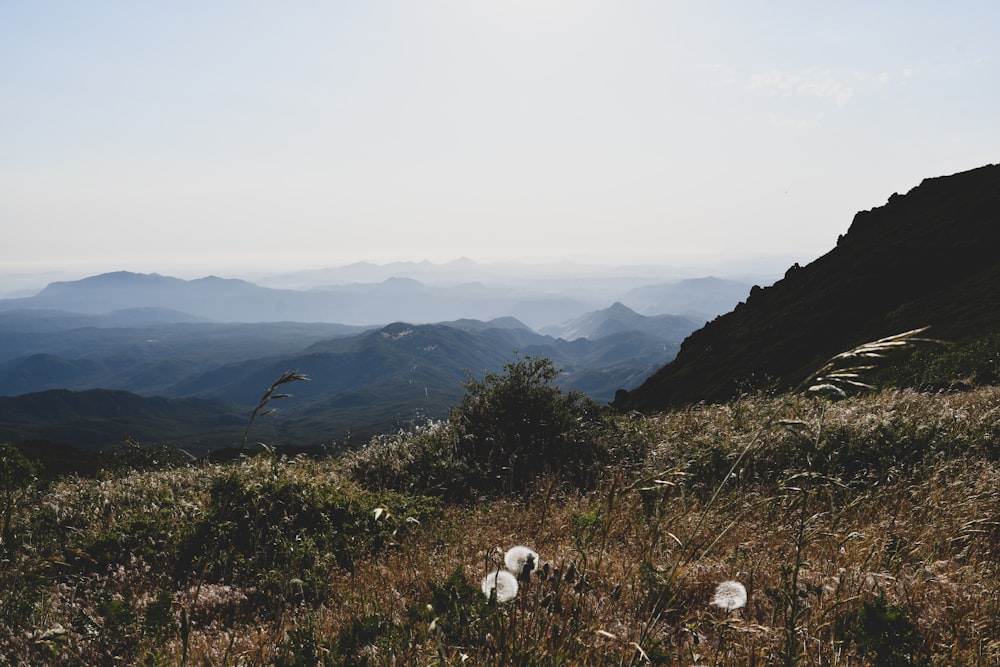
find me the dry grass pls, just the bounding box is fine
[3,386,1000,664]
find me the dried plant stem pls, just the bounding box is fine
[798,326,948,397]
[240,370,309,452]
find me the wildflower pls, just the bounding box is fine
[711,580,747,611]
[482,569,519,602]
[504,545,538,580]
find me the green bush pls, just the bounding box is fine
[274,614,335,667]
[843,595,924,666]
[417,566,490,647]
[1,442,36,543]
[142,590,176,643]
[451,356,604,493]
[99,436,191,474]
[880,333,1000,390]
[349,356,608,499]
[0,442,35,557]
[178,455,439,603]
[347,421,474,500]
[332,614,398,666]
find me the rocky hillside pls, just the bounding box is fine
[615,163,1000,411]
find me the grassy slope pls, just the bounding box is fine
[4,387,1000,665]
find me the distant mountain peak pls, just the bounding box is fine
[542,301,698,342]
[606,302,637,315]
[39,271,175,294]
[380,277,422,286]
[83,271,165,282]
[192,275,256,286]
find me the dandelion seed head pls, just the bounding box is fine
[504,545,538,579]
[482,569,519,602]
[711,580,747,611]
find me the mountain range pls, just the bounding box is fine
[0,261,745,452]
[615,162,1000,411]
[5,163,996,455]
[0,269,752,329]
[0,302,692,451]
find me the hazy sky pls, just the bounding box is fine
[2,1,998,278]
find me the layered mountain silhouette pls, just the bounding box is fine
[0,311,368,366]
[0,272,588,328]
[540,302,700,341]
[621,277,753,321]
[0,307,684,398]
[13,163,995,447]
[0,265,752,329]
[0,311,686,450]
[614,163,1000,412]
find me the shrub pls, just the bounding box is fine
[0,442,36,544]
[843,595,924,666]
[332,614,397,667]
[450,356,604,494]
[274,613,335,667]
[880,332,1000,390]
[419,567,489,646]
[350,356,607,498]
[347,421,474,500]
[142,590,176,643]
[178,454,439,603]
[99,436,191,474]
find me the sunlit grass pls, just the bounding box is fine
[3,384,1000,664]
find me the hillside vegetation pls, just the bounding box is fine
[0,313,688,450]
[3,351,1000,665]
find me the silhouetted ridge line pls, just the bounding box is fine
[614,163,1000,412]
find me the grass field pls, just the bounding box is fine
[4,377,1000,665]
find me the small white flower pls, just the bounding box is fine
[504,545,538,579]
[482,569,519,602]
[711,580,748,611]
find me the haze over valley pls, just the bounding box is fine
[0,259,757,451]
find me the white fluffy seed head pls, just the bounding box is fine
[504,546,538,578]
[482,570,519,602]
[711,580,748,611]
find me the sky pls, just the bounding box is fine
[1,1,998,281]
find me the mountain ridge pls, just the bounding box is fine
[0,388,245,452]
[614,163,1000,412]
[0,267,753,329]
[540,302,700,341]
[0,315,685,449]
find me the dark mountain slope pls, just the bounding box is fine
[614,163,1000,411]
[0,389,244,452]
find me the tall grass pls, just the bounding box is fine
[241,370,309,452]
[3,341,1000,663]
